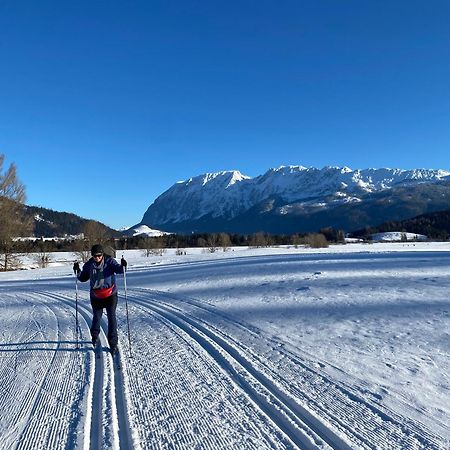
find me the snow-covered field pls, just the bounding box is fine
[1,242,449,449]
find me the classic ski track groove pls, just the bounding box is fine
[41,290,135,450]
[145,288,447,449]
[128,287,446,450]
[5,298,61,450]
[128,292,353,450]
[126,295,300,450]
[2,278,445,450]
[35,291,101,450]
[146,288,446,448]
[0,292,88,450]
[75,298,105,450]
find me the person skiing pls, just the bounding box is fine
[73,244,127,355]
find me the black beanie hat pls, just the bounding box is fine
[91,244,104,256]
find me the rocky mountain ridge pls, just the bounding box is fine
[139,166,450,234]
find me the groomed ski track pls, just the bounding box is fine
[124,288,446,450]
[0,288,135,450]
[44,290,135,450]
[0,290,91,450]
[0,250,448,449]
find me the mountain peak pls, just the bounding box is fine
[141,165,450,233]
[179,170,251,188]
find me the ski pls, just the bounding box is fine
[111,349,121,370]
[94,340,101,359]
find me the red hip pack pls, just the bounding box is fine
[92,284,115,299]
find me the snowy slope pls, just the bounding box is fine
[122,224,170,237]
[142,170,252,224]
[371,232,428,242]
[0,243,449,449]
[141,166,450,226]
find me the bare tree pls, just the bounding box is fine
[0,155,30,271]
[303,233,328,248]
[73,239,90,263]
[71,220,113,262]
[0,155,25,202]
[249,232,268,248]
[206,233,218,253]
[35,252,51,268]
[142,237,166,256]
[218,232,231,252]
[83,220,109,247]
[197,237,207,248]
[291,234,302,248]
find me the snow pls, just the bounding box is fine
[0,242,449,449]
[372,232,428,242]
[142,166,450,226]
[123,224,170,237]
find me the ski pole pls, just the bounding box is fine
[75,273,79,349]
[122,256,132,358]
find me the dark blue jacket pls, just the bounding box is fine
[78,256,124,299]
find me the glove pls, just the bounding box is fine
[73,261,80,275]
[121,257,127,269]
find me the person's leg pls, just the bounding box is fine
[105,293,118,350]
[90,299,103,344]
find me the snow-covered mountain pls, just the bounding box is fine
[122,224,170,237]
[140,166,450,234]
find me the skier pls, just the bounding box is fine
[73,244,127,355]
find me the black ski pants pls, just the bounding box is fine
[90,292,118,348]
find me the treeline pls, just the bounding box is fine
[122,228,344,250]
[12,227,347,254]
[351,209,450,241]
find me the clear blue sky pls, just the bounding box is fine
[1,1,449,229]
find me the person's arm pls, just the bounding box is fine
[78,260,91,282]
[110,257,125,275]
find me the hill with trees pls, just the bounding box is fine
[23,204,119,238]
[351,209,450,240]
